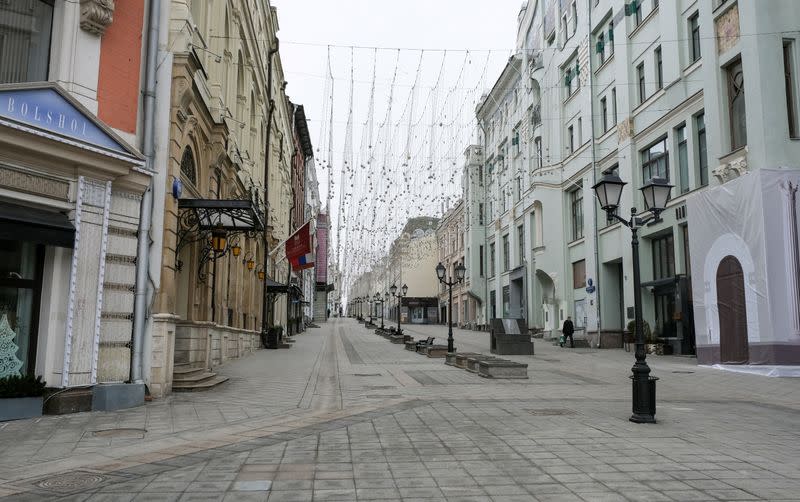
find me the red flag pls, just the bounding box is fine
[286,222,314,270]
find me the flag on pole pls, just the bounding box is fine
[286,222,314,270]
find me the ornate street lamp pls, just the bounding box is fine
[210,225,227,253]
[435,262,467,353]
[390,283,408,334]
[230,239,242,258]
[256,265,265,281]
[592,174,673,423]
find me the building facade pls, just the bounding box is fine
[0,0,150,409]
[436,200,477,328]
[463,0,800,364]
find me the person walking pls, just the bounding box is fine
[561,316,575,348]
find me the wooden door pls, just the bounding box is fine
[716,256,749,364]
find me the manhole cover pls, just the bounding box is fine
[353,373,381,377]
[92,428,147,438]
[671,370,694,374]
[527,409,577,416]
[35,471,106,493]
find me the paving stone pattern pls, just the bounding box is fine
[0,319,799,501]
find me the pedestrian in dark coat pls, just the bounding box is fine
[561,316,575,348]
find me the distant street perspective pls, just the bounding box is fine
[2,0,800,500]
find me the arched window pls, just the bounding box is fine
[180,146,196,185]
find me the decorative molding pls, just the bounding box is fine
[712,155,748,183]
[91,180,112,384]
[83,179,107,207]
[62,176,85,388]
[80,0,115,36]
[715,3,740,54]
[617,117,634,143]
[0,165,70,201]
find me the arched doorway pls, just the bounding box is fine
[716,255,749,363]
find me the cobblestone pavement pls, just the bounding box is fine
[1,318,799,501]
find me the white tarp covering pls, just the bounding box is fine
[687,169,800,365]
[703,364,800,378]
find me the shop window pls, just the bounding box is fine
[652,233,675,280]
[0,0,54,84]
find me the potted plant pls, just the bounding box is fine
[0,374,46,421]
[625,320,652,353]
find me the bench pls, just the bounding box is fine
[465,355,501,373]
[477,359,528,379]
[425,345,449,358]
[415,337,434,352]
[454,352,481,369]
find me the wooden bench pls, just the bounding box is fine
[415,337,434,352]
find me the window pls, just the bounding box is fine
[682,225,691,277]
[568,125,574,154]
[577,118,582,145]
[676,125,689,193]
[502,234,510,272]
[517,225,524,267]
[570,187,584,241]
[612,88,618,124]
[598,33,606,65]
[479,245,484,277]
[180,147,197,185]
[478,203,484,225]
[727,59,747,150]
[609,21,615,55]
[489,243,496,277]
[534,137,543,170]
[601,97,608,133]
[784,40,798,138]
[478,164,484,186]
[696,112,708,186]
[490,290,497,319]
[655,46,663,90]
[637,63,646,104]
[651,233,675,280]
[502,286,510,317]
[689,12,701,63]
[641,137,669,181]
[571,1,578,34]
[0,0,54,84]
[566,68,577,97]
[634,0,643,26]
[572,260,586,289]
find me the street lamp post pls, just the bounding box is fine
[382,292,389,329]
[592,174,673,424]
[389,283,408,334]
[435,262,467,353]
[368,296,374,325]
[374,292,385,329]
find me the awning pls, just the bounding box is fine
[640,277,679,289]
[178,198,264,231]
[0,201,74,247]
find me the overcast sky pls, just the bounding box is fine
[270,0,523,290]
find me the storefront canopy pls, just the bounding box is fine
[0,201,74,247]
[178,198,264,232]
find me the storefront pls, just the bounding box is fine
[0,83,149,410]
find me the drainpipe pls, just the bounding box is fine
[131,0,161,384]
[587,0,603,347]
[477,120,488,329]
[261,39,279,339]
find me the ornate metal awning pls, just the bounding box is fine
[176,198,264,281]
[178,199,264,232]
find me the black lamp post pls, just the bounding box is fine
[374,292,384,329]
[592,174,673,424]
[389,283,408,334]
[382,291,389,329]
[368,296,374,325]
[436,262,467,353]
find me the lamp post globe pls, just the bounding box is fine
[389,283,397,296]
[455,263,466,282]
[401,284,408,296]
[640,176,674,214]
[592,173,626,212]
[435,262,446,282]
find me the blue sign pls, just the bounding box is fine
[0,87,128,154]
[585,277,596,294]
[172,178,183,199]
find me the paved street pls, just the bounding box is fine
[1,318,800,501]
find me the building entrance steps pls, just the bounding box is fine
[172,363,229,392]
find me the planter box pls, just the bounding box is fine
[477,360,528,379]
[426,345,449,358]
[1,397,43,421]
[466,355,500,373]
[405,341,417,351]
[444,352,458,365]
[454,352,481,369]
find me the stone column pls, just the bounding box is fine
[782,180,800,336]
